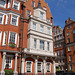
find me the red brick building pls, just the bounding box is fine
[53,26,66,71]
[0,0,56,75]
[64,18,75,72]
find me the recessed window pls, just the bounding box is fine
[13,0,20,10]
[46,62,51,72]
[0,0,6,8]
[67,32,69,36]
[40,12,43,19]
[67,38,70,43]
[61,50,64,56]
[73,30,75,34]
[8,0,11,8]
[27,10,31,17]
[67,26,70,29]
[11,15,18,26]
[68,47,71,51]
[32,22,36,30]
[69,55,72,61]
[40,40,44,50]
[43,7,46,11]
[47,18,50,23]
[40,25,44,32]
[34,39,36,49]
[58,51,60,56]
[5,57,12,69]
[26,61,32,73]
[47,42,50,51]
[9,32,17,44]
[3,31,7,45]
[71,24,73,28]
[47,27,50,35]
[69,65,73,71]
[32,1,35,7]
[0,13,4,24]
[37,62,42,72]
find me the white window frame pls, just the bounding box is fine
[43,7,46,11]
[40,25,44,32]
[40,12,43,19]
[0,0,6,8]
[7,0,11,8]
[32,1,35,7]
[68,47,71,51]
[0,31,2,45]
[34,39,37,49]
[69,55,72,61]
[8,31,17,44]
[25,61,33,73]
[2,31,7,46]
[46,62,51,72]
[32,22,36,30]
[5,14,9,25]
[27,10,31,17]
[40,40,44,50]
[47,27,50,35]
[47,18,50,23]
[0,13,4,24]
[11,14,19,26]
[4,57,13,69]
[37,62,42,72]
[13,0,20,10]
[69,65,73,71]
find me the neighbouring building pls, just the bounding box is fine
[0,0,56,75]
[64,18,75,72]
[53,26,66,71]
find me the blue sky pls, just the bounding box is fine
[45,0,75,28]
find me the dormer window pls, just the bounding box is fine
[0,0,6,8]
[32,1,35,7]
[40,12,43,19]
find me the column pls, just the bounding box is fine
[43,60,46,75]
[45,41,47,51]
[35,59,38,75]
[21,58,25,74]
[13,53,18,75]
[53,61,56,74]
[0,52,6,75]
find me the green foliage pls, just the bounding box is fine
[56,68,60,71]
[9,42,16,48]
[69,70,73,72]
[4,69,13,75]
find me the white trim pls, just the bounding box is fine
[17,35,19,47]
[0,31,2,45]
[13,0,20,10]
[25,61,33,73]
[0,13,4,24]
[8,31,17,44]
[5,14,9,25]
[2,31,7,46]
[0,0,7,8]
[10,14,19,26]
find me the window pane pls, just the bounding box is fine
[37,62,41,72]
[40,12,43,19]
[47,27,50,34]
[32,1,35,7]
[13,1,19,10]
[40,25,44,32]
[34,39,36,49]
[32,22,36,30]
[0,14,3,24]
[40,40,44,50]
[27,10,31,17]
[0,0,6,8]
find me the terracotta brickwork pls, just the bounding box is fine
[64,18,75,72]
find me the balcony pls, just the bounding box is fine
[23,48,56,57]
